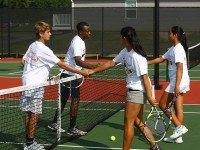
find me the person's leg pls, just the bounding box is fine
[52,83,69,123]
[123,101,141,150]
[135,105,161,149]
[159,91,182,127]
[174,93,184,124]
[69,78,81,129]
[69,97,80,128]
[26,112,39,146]
[160,92,188,140]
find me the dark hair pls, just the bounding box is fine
[171,26,188,52]
[120,26,147,58]
[76,22,89,33]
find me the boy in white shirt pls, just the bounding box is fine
[49,22,98,136]
[20,21,88,150]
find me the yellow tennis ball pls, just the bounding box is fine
[110,136,116,141]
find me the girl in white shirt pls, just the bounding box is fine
[89,27,161,150]
[148,26,190,143]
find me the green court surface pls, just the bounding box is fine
[0,61,200,150]
[54,104,200,150]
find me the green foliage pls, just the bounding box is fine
[0,0,8,7]
[0,0,71,8]
[32,0,71,8]
[10,0,32,8]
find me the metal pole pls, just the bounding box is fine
[101,7,104,58]
[8,0,10,57]
[154,0,162,89]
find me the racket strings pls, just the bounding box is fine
[145,115,166,141]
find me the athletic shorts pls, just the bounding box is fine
[126,89,147,104]
[165,84,190,93]
[60,73,81,99]
[19,87,44,114]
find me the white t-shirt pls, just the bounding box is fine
[113,48,148,91]
[22,41,60,86]
[61,35,86,75]
[162,43,190,92]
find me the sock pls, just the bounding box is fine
[70,116,76,129]
[26,137,34,146]
[151,144,158,149]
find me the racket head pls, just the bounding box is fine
[62,76,84,88]
[163,96,176,131]
[48,72,62,80]
[144,107,166,142]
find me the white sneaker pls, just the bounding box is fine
[169,125,188,139]
[67,127,87,136]
[48,123,66,133]
[164,136,183,144]
[24,141,45,150]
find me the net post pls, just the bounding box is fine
[57,80,61,143]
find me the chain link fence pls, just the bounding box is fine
[0,7,200,58]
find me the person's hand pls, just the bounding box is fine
[81,69,89,78]
[148,96,157,107]
[88,70,95,76]
[174,86,180,97]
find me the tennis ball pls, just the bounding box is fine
[110,136,116,141]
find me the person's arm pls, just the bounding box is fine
[89,60,116,75]
[57,61,88,77]
[175,62,183,97]
[142,74,157,107]
[148,56,165,65]
[21,59,25,66]
[75,56,96,69]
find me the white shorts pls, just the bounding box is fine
[19,88,44,114]
[165,84,190,93]
[126,90,147,104]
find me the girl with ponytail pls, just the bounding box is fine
[148,26,190,144]
[89,26,161,150]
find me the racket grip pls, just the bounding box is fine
[151,85,155,99]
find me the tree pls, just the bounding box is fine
[0,0,72,8]
[0,0,8,7]
[32,0,71,8]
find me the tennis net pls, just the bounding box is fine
[0,64,126,150]
[188,43,200,69]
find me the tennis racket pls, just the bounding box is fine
[144,85,166,142]
[49,72,84,88]
[48,72,62,80]
[163,96,177,131]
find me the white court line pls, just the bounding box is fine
[1,104,200,114]
[57,145,148,150]
[0,142,147,150]
[8,71,23,75]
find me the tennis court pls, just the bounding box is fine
[0,59,200,150]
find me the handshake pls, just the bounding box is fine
[81,62,101,78]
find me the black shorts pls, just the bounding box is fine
[60,73,80,99]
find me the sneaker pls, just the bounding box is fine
[48,123,66,133]
[169,125,188,139]
[163,136,183,143]
[67,127,87,136]
[150,145,162,150]
[24,141,45,150]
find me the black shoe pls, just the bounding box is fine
[150,145,162,150]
